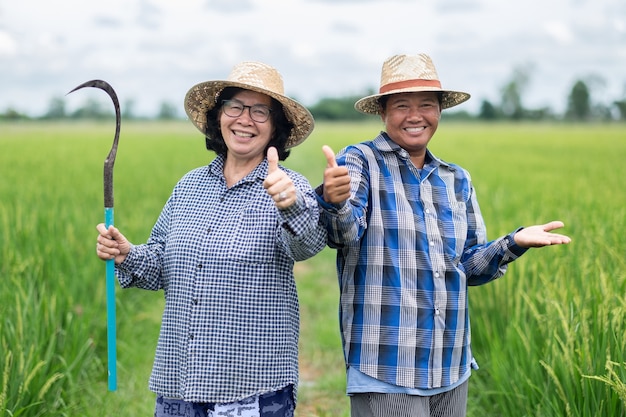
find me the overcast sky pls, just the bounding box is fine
[1,0,624,117]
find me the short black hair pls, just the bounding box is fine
[204,87,293,160]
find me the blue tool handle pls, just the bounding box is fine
[105,207,117,391]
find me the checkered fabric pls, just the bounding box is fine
[318,133,527,390]
[116,154,326,403]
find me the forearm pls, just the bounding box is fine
[278,190,328,261]
[116,243,164,290]
[316,189,367,248]
[463,231,528,286]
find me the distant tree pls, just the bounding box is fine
[593,103,614,121]
[309,95,369,121]
[123,99,136,120]
[500,64,533,120]
[42,97,67,119]
[500,81,523,119]
[442,110,473,121]
[525,106,555,121]
[612,82,626,121]
[614,100,626,121]
[157,101,178,120]
[70,98,112,120]
[565,80,591,120]
[478,99,499,120]
[0,107,29,121]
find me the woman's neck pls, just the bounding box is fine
[222,153,264,188]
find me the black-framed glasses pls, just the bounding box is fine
[221,99,272,123]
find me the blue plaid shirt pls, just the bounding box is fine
[318,133,527,390]
[115,154,327,403]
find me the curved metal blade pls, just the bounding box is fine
[67,79,121,208]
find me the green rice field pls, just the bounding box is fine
[1,120,625,416]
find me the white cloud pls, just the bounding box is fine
[0,31,17,56]
[544,21,575,44]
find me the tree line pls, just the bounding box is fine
[2,70,625,122]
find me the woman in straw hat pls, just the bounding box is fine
[96,61,326,416]
[317,53,571,417]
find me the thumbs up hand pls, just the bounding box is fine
[322,145,351,204]
[263,146,296,209]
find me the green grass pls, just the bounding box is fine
[1,120,625,416]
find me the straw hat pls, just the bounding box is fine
[355,54,470,114]
[184,61,314,148]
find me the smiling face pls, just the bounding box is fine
[380,91,441,167]
[220,89,275,165]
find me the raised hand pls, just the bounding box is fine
[513,221,572,248]
[322,145,351,204]
[263,146,296,209]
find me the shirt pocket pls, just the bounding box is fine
[442,201,468,259]
[228,207,277,264]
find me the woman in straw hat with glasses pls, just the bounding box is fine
[317,53,571,417]
[96,61,326,416]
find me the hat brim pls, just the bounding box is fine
[354,87,471,114]
[184,80,314,148]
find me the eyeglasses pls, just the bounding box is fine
[221,99,272,123]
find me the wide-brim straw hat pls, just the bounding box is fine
[184,61,314,148]
[355,54,471,114]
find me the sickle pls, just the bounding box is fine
[67,79,120,392]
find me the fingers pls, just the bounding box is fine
[96,223,120,241]
[542,220,565,232]
[96,222,110,236]
[266,181,296,208]
[323,174,351,204]
[542,221,571,244]
[322,145,338,168]
[95,223,122,260]
[267,146,279,174]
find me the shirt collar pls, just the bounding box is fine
[207,153,268,184]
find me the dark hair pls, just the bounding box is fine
[204,87,293,160]
[377,92,443,112]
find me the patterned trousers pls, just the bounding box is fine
[154,385,294,417]
[350,380,468,417]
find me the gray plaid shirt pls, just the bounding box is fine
[116,154,326,403]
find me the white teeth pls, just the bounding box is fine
[405,127,425,133]
[234,131,253,138]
